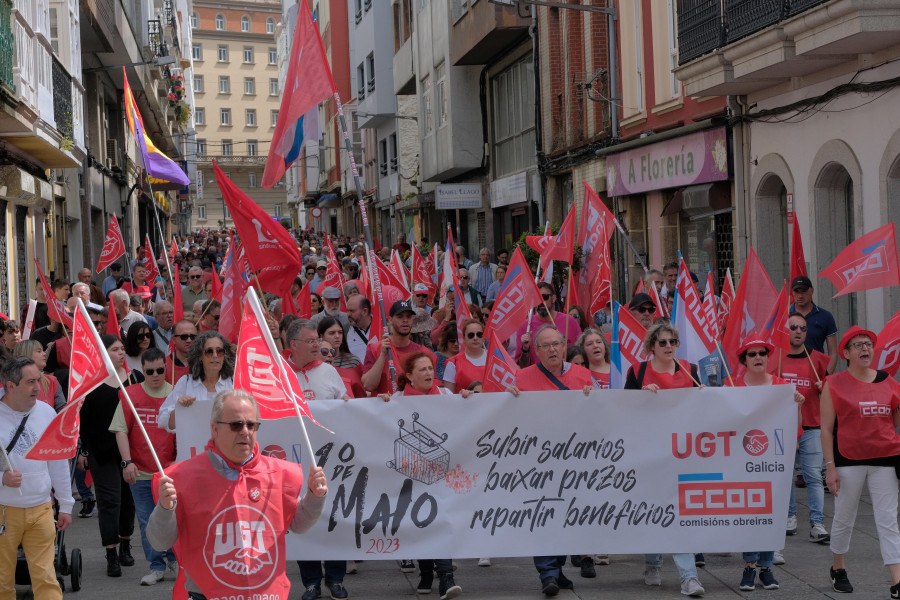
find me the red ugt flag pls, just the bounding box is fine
[27,300,116,460]
[96,215,125,273]
[143,234,160,284]
[412,245,436,302]
[576,182,616,315]
[34,260,73,328]
[483,330,519,393]
[485,246,542,343]
[717,268,735,336]
[819,222,900,297]
[873,309,900,377]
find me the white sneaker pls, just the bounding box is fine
[772,551,785,565]
[644,565,662,586]
[810,523,830,543]
[786,515,798,535]
[477,557,491,567]
[346,560,358,574]
[593,554,610,565]
[680,577,705,597]
[140,570,165,586]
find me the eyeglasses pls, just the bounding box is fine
[189,274,202,279]
[216,420,261,432]
[317,267,327,270]
[537,341,563,350]
[460,276,469,280]
[203,347,226,356]
[296,337,320,346]
[320,347,337,357]
[466,331,484,339]
[540,293,551,300]
[789,324,807,332]
[635,306,656,314]
[176,333,197,341]
[210,314,220,321]
[850,341,874,350]
[144,367,166,376]
[448,338,458,344]
[656,338,679,347]
[137,332,153,340]
[746,350,769,358]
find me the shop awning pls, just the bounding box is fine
[317,194,341,208]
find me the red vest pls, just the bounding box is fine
[829,370,900,460]
[590,370,610,390]
[337,366,366,398]
[447,352,486,391]
[163,443,304,599]
[515,363,593,391]
[640,360,696,389]
[166,355,190,387]
[120,385,176,472]
[774,350,828,427]
[54,336,72,368]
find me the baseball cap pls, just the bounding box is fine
[791,276,813,291]
[414,283,429,293]
[316,260,328,268]
[135,285,153,299]
[628,293,654,310]
[322,286,341,300]
[390,300,415,317]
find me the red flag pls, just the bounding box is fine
[610,302,650,388]
[761,281,791,352]
[26,301,116,460]
[483,330,519,393]
[172,263,184,322]
[526,209,576,270]
[219,245,249,344]
[701,271,719,341]
[789,212,807,285]
[819,222,900,297]
[412,245,436,303]
[575,182,617,315]
[428,244,438,287]
[321,236,346,309]
[234,290,329,429]
[634,279,644,295]
[721,249,777,368]
[296,280,312,319]
[107,300,121,337]
[390,250,412,292]
[673,256,717,363]
[717,268,735,336]
[34,260,73,328]
[209,270,223,302]
[143,234,160,283]
[373,254,408,291]
[873,309,900,377]
[96,215,126,273]
[169,237,178,261]
[649,278,667,318]
[366,249,387,340]
[262,0,336,189]
[485,246,542,342]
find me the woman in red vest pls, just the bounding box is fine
[624,322,705,597]
[578,329,611,390]
[13,340,64,411]
[820,326,900,596]
[443,318,486,393]
[727,339,804,591]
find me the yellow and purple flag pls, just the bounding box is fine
[123,68,190,187]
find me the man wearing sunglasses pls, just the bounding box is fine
[109,348,178,585]
[789,276,838,375]
[515,282,582,366]
[775,312,830,544]
[148,390,328,600]
[180,267,208,316]
[166,320,198,386]
[456,268,483,307]
[628,293,657,329]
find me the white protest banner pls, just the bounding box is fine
[175,386,796,559]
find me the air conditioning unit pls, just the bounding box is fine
[106,139,120,170]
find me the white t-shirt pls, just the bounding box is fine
[158,375,234,433]
[441,352,486,384]
[291,362,347,401]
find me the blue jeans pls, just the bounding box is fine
[298,560,345,587]
[130,479,175,570]
[644,553,698,581]
[533,555,566,580]
[74,465,94,502]
[742,551,774,568]
[788,428,825,525]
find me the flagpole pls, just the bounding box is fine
[715,341,735,387]
[365,243,398,392]
[803,346,822,383]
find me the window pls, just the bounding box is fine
[266,18,275,34]
[49,8,58,53]
[389,133,398,172]
[190,12,198,28]
[633,2,644,112]
[194,108,205,125]
[357,64,366,100]
[192,44,202,60]
[355,0,362,23]
[243,47,254,63]
[274,203,282,217]
[220,108,232,126]
[244,77,256,95]
[217,45,228,62]
[421,74,432,134]
[666,0,680,99]
[222,140,233,155]
[268,48,277,65]
[366,53,375,92]
[271,110,278,127]
[379,139,388,176]
[215,13,225,30]
[241,15,251,32]
[198,205,206,219]
[393,0,412,53]
[193,75,203,92]
[246,109,256,126]
[435,62,448,126]
[218,76,230,94]
[491,54,536,178]
[197,139,207,154]
[269,78,279,96]
[247,140,258,156]
[248,172,258,188]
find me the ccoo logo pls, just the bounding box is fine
[742,429,768,456]
[204,505,278,589]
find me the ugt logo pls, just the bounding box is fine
[205,505,278,589]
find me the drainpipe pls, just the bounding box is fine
[729,95,751,271]
[607,1,619,140]
[531,3,543,231]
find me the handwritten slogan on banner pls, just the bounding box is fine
[175,387,797,560]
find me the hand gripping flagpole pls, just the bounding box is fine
[76,299,166,475]
[245,286,318,470]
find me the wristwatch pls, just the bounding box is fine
[121,459,133,469]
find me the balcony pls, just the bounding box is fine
[51,57,73,139]
[676,0,900,98]
[81,0,116,53]
[0,0,14,94]
[450,0,530,66]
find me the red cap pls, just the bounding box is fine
[839,325,877,359]
[135,285,153,299]
[738,338,774,357]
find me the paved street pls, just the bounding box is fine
[14,484,895,599]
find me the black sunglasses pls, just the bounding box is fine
[144,367,166,376]
[789,324,807,332]
[189,274,202,279]
[657,338,679,347]
[635,306,656,314]
[540,293,551,300]
[176,333,197,341]
[320,348,337,357]
[466,331,484,339]
[746,350,769,358]
[204,347,226,356]
[216,420,261,432]
[137,332,153,340]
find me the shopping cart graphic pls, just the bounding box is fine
[387,413,450,485]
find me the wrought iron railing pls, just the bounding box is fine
[725,0,782,43]
[677,0,724,65]
[785,0,829,17]
[0,0,14,92]
[51,56,73,138]
[148,19,168,57]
